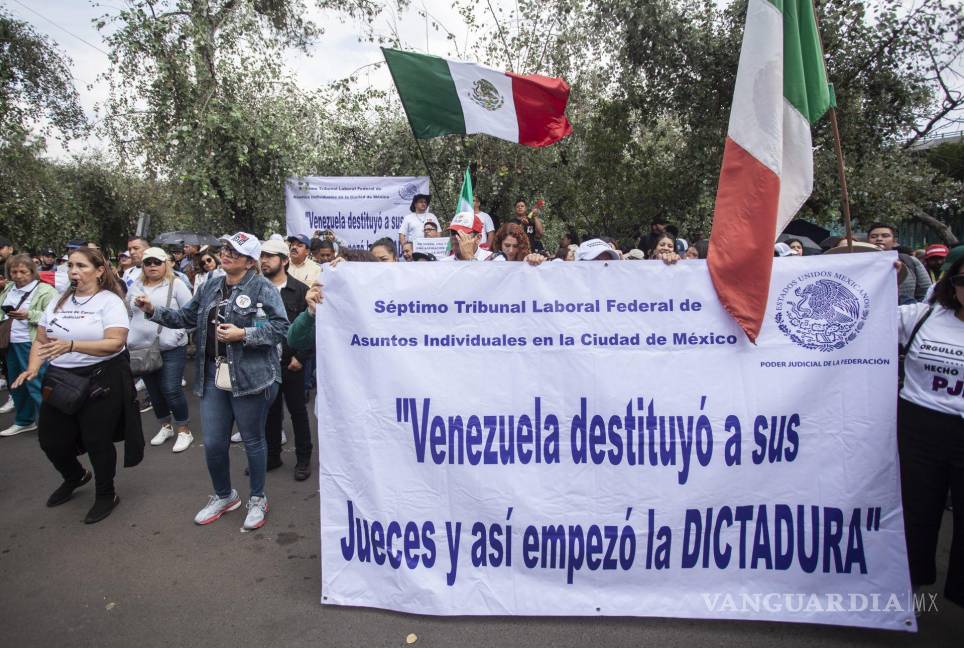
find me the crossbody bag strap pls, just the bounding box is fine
[898,306,934,384]
[155,279,175,337]
[902,306,933,355]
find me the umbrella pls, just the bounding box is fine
[777,233,822,255]
[782,219,830,243]
[152,231,222,247]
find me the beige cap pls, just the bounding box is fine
[142,247,169,262]
[260,239,290,257]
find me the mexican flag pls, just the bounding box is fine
[708,0,831,342]
[456,166,473,214]
[382,48,573,147]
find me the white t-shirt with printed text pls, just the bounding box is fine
[899,302,964,417]
[3,280,40,343]
[40,291,130,368]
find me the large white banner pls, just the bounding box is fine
[285,176,430,248]
[315,253,916,631]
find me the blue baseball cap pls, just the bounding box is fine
[286,234,310,247]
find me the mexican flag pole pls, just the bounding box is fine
[707,0,832,343]
[455,167,474,215]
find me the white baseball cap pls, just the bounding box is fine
[220,232,261,259]
[576,238,620,261]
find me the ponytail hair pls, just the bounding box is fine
[54,248,126,312]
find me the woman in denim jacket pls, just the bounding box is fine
[134,232,288,531]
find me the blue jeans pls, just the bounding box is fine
[200,361,278,498]
[141,346,190,426]
[5,342,44,426]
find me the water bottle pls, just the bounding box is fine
[254,302,267,329]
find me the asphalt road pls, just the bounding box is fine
[1,365,961,648]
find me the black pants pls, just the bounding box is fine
[897,398,964,606]
[38,369,126,497]
[265,364,312,463]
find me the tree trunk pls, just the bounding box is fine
[912,208,959,245]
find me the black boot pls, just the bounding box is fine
[294,460,311,481]
[46,470,92,507]
[84,494,120,524]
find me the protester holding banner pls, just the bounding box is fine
[135,233,288,530]
[0,255,58,437]
[442,213,491,261]
[369,238,398,263]
[259,240,313,480]
[12,248,142,524]
[897,252,964,607]
[398,193,439,248]
[487,223,531,261]
[648,234,680,261]
[286,235,321,287]
[127,248,194,453]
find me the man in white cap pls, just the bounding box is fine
[575,238,622,261]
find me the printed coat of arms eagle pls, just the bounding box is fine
[469,79,505,111]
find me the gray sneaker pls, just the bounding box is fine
[243,495,268,530]
[194,489,241,525]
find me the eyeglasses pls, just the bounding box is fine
[219,248,242,259]
[142,258,165,267]
[950,275,964,287]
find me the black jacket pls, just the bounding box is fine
[277,275,312,364]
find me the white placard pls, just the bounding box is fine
[285,176,429,249]
[315,253,915,631]
[411,238,450,258]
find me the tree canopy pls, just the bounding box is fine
[0,0,961,253]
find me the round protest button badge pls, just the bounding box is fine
[235,295,252,309]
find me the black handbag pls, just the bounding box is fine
[41,365,92,415]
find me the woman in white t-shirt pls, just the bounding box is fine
[12,248,143,525]
[128,247,195,453]
[897,251,964,606]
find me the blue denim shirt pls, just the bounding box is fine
[150,269,289,398]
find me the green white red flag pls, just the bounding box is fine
[382,48,573,147]
[708,0,831,342]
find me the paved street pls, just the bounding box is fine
[1,366,961,647]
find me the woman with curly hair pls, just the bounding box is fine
[487,223,531,261]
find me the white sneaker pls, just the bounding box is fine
[0,421,37,437]
[0,396,14,414]
[172,431,194,453]
[150,424,175,446]
[243,495,269,530]
[281,430,288,445]
[194,489,241,525]
[230,431,242,443]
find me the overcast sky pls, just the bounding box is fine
[5,0,962,160]
[4,0,489,158]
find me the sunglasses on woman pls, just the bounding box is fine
[142,258,165,267]
[950,274,964,287]
[220,248,243,259]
